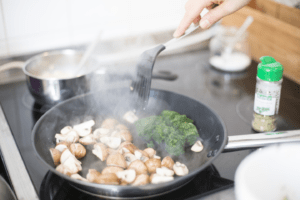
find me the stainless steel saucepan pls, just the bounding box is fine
[0,50,98,105]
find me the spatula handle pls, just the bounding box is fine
[224,130,300,152]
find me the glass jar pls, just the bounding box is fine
[209,26,251,72]
[251,56,284,132]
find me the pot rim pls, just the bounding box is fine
[22,49,96,81]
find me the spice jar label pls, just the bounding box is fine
[253,93,276,115]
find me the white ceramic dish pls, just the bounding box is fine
[235,143,300,200]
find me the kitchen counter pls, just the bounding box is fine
[0,47,299,199]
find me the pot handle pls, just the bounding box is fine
[224,130,300,152]
[0,61,24,73]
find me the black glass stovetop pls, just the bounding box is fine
[0,50,299,199]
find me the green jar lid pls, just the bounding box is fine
[257,56,283,82]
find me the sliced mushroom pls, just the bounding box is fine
[145,158,161,174]
[101,118,119,129]
[191,140,204,152]
[116,169,136,183]
[123,111,139,124]
[102,166,124,175]
[60,126,73,135]
[70,143,86,159]
[50,148,61,166]
[86,169,102,183]
[96,173,120,185]
[55,141,71,152]
[60,149,75,164]
[62,156,82,174]
[134,150,149,162]
[73,120,95,132]
[143,148,156,158]
[100,136,121,149]
[71,174,89,182]
[112,130,133,142]
[55,130,79,144]
[153,155,161,159]
[93,128,111,139]
[79,134,97,145]
[151,174,174,184]
[131,174,150,186]
[119,143,138,154]
[128,160,148,175]
[156,167,174,177]
[115,124,128,131]
[56,164,72,176]
[173,162,189,176]
[92,143,109,161]
[106,153,127,169]
[161,156,175,170]
[123,152,138,167]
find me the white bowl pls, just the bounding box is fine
[235,143,300,200]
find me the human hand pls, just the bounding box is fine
[173,0,251,38]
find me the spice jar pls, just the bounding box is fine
[252,56,284,132]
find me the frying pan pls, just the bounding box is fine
[32,88,300,199]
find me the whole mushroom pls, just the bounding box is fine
[145,158,161,174]
[161,156,175,170]
[69,143,86,159]
[106,153,127,169]
[128,160,148,175]
[143,148,156,158]
[102,166,124,175]
[131,174,150,186]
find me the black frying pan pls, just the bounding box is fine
[32,88,300,199]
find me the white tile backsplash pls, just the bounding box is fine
[0,0,187,57]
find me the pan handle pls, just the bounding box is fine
[224,130,300,152]
[0,61,24,73]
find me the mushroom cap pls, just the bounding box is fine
[56,164,72,176]
[119,143,138,154]
[115,124,128,131]
[128,160,148,175]
[131,174,150,186]
[143,148,156,158]
[101,118,119,129]
[191,140,204,152]
[70,143,86,159]
[86,169,102,182]
[102,166,124,175]
[50,148,61,166]
[94,173,120,185]
[79,134,97,145]
[116,169,136,183]
[106,153,127,169]
[145,158,161,174]
[173,162,189,176]
[161,156,175,170]
[92,143,108,161]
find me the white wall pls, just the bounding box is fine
[0,0,186,57]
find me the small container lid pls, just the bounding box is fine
[257,56,283,82]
